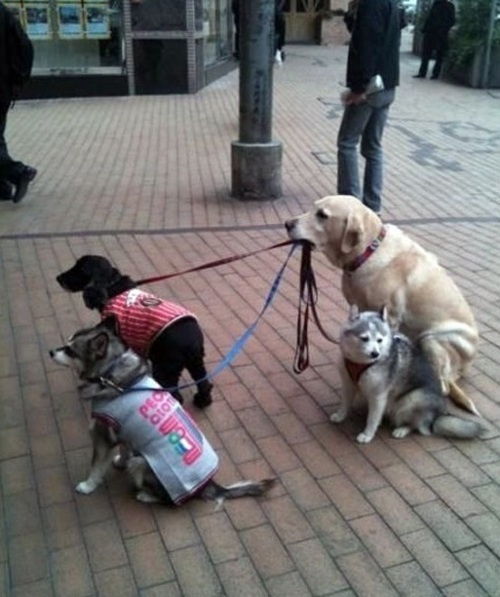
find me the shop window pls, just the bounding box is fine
[6,0,124,74]
[203,0,231,67]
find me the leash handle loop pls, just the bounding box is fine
[293,243,338,374]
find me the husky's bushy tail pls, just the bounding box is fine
[202,479,276,502]
[433,416,486,439]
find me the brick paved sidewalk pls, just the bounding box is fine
[1,33,500,596]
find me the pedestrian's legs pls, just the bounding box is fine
[0,99,16,200]
[0,98,12,181]
[337,102,373,199]
[360,89,395,213]
[417,36,433,77]
[0,98,23,182]
[432,40,446,78]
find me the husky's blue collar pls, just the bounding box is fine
[344,226,387,274]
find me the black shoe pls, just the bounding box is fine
[0,180,13,201]
[413,74,425,78]
[430,74,439,80]
[12,166,37,204]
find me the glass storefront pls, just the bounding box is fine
[7,0,125,75]
[8,0,237,98]
[203,0,232,67]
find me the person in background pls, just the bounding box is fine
[0,1,37,204]
[343,0,359,33]
[274,0,286,64]
[413,0,455,80]
[232,0,286,64]
[336,0,402,215]
[231,0,240,59]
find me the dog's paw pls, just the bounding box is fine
[136,490,161,504]
[330,410,347,424]
[392,426,411,439]
[356,431,374,444]
[76,479,99,494]
[193,392,213,409]
[112,453,128,470]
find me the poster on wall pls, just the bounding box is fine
[84,4,110,39]
[57,2,84,39]
[25,3,51,40]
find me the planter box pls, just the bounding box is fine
[447,45,500,88]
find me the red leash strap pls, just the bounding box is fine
[293,243,338,374]
[135,239,294,287]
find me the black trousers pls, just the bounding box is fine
[418,33,448,78]
[148,317,212,401]
[0,95,25,184]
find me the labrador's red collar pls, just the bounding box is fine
[344,226,386,274]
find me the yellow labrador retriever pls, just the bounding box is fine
[285,195,479,415]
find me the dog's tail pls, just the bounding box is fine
[432,415,487,439]
[448,380,481,417]
[202,478,276,504]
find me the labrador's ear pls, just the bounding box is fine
[340,212,363,254]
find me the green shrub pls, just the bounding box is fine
[448,0,500,67]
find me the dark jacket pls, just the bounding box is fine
[0,2,13,102]
[0,2,30,103]
[346,0,401,93]
[422,0,456,39]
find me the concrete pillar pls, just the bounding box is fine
[231,0,283,201]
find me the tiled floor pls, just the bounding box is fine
[1,32,500,596]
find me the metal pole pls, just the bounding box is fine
[239,0,274,142]
[481,0,497,88]
[231,0,283,201]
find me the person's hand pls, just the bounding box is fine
[343,91,366,105]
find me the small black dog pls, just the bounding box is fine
[56,255,213,408]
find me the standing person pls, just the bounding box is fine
[274,0,286,64]
[231,0,240,59]
[0,1,37,204]
[336,0,402,215]
[414,0,456,80]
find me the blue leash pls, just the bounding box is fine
[169,243,299,394]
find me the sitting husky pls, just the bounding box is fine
[56,255,213,408]
[49,317,275,505]
[331,306,486,444]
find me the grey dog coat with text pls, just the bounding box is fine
[91,376,219,504]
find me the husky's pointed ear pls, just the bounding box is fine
[89,332,109,359]
[340,212,363,254]
[379,305,388,321]
[101,315,118,335]
[349,304,360,320]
